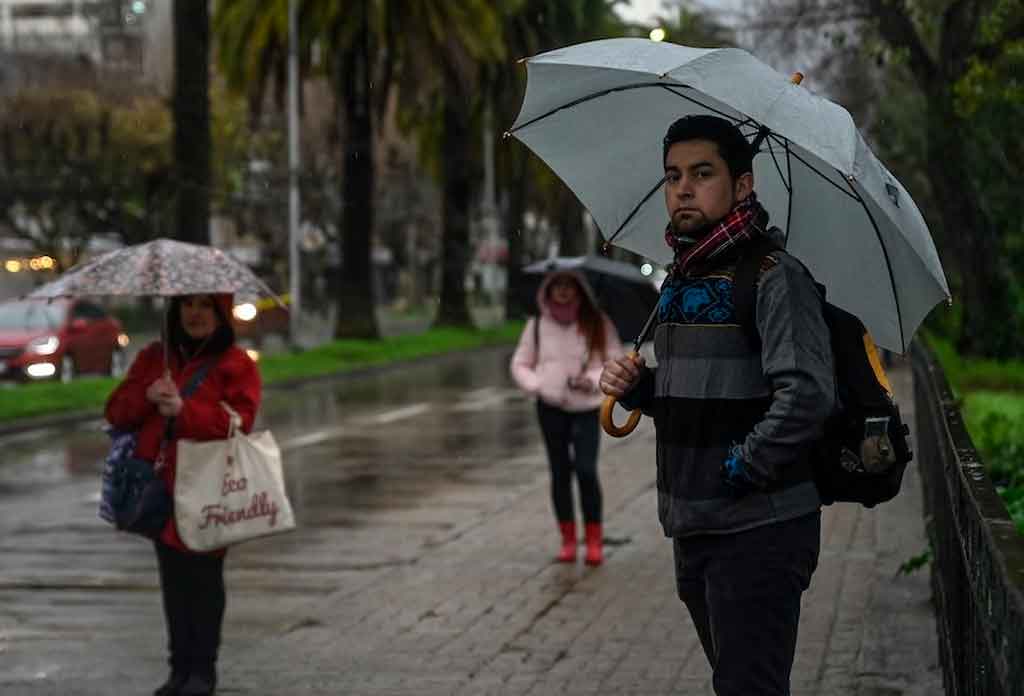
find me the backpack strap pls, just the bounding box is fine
[732,236,783,350]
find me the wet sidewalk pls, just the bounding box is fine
[1,361,942,695]
[222,364,941,695]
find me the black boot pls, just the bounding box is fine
[178,673,216,696]
[153,671,187,696]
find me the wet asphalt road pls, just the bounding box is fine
[0,346,546,694]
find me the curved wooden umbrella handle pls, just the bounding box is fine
[599,350,644,438]
[600,394,642,437]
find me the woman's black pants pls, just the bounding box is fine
[154,541,226,682]
[536,400,602,524]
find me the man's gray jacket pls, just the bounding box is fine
[621,247,835,538]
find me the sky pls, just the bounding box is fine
[614,0,748,26]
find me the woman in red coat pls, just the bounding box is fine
[105,293,260,696]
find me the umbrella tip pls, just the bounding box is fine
[790,71,804,85]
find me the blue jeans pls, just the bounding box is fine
[674,512,821,696]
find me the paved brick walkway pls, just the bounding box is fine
[219,364,942,695]
[0,362,942,695]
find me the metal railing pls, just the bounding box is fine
[912,341,1024,696]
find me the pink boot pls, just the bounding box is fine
[584,522,603,566]
[557,521,577,563]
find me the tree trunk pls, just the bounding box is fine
[334,7,379,339]
[556,186,587,257]
[172,0,210,245]
[924,92,1014,356]
[503,150,529,320]
[435,74,474,327]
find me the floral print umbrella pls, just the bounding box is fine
[28,238,282,304]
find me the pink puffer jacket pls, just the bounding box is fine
[510,271,624,412]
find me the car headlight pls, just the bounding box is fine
[27,335,60,355]
[233,303,258,322]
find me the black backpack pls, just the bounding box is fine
[732,237,913,507]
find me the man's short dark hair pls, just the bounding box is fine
[663,115,753,180]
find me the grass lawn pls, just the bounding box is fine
[0,322,524,425]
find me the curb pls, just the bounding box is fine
[0,342,516,439]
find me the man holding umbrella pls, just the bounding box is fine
[600,115,834,695]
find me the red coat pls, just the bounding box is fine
[105,341,262,553]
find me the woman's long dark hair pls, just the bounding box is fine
[166,295,235,363]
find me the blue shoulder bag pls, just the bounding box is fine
[99,362,213,538]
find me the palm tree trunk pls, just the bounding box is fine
[503,150,529,320]
[436,74,474,327]
[172,0,210,245]
[334,5,379,339]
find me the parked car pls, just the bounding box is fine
[0,299,129,382]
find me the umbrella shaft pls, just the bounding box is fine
[632,303,660,352]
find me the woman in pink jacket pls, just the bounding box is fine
[510,271,624,565]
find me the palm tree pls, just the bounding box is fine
[213,0,383,338]
[174,0,211,245]
[388,2,508,328]
[487,1,626,318]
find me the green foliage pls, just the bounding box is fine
[0,323,524,424]
[929,335,1024,534]
[927,334,1024,392]
[964,399,1024,534]
[896,547,933,576]
[0,87,280,263]
[0,90,174,267]
[209,83,284,212]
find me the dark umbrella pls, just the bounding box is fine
[518,255,659,343]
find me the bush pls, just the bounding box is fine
[957,391,1024,535]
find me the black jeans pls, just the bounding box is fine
[154,542,226,682]
[536,400,602,524]
[674,512,821,696]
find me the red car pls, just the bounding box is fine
[0,299,129,382]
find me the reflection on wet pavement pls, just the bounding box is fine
[0,346,549,692]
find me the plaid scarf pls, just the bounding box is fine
[666,192,769,277]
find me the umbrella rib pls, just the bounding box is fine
[763,134,792,196]
[603,175,667,252]
[508,82,678,135]
[843,177,907,352]
[510,83,744,136]
[785,142,795,246]
[659,85,744,122]
[766,134,860,203]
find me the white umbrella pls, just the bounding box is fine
[508,38,950,352]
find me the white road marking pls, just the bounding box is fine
[354,403,432,426]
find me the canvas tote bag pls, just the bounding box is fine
[174,403,295,551]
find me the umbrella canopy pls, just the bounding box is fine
[519,255,660,343]
[508,38,950,352]
[28,238,280,303]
